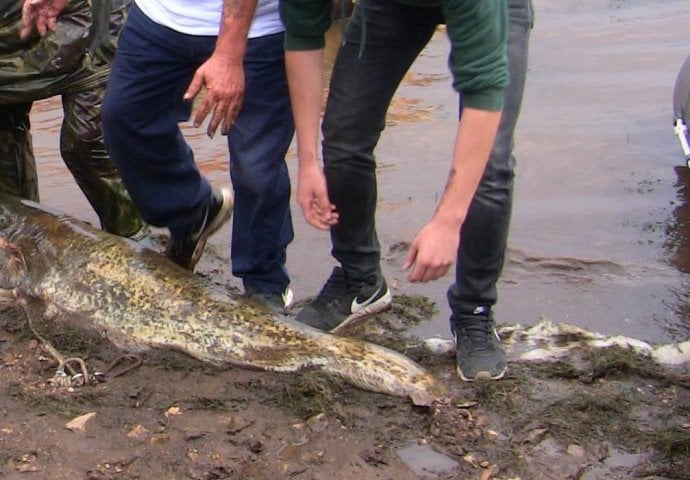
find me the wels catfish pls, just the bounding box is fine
[0,193,446,406]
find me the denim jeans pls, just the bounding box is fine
[228,32,294,294]
[448,0,534,318]
[322,0,533,317]
[103,5,294,291]
[323,1,444,284]
[102,4,214,237]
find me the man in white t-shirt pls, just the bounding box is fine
[22,1,294,311]
[91,0,295,313]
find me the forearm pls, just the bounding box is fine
[214,0,258,66]
[285,49,325,170]
[434,108,502,228]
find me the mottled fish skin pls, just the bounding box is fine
[0,194,447,406]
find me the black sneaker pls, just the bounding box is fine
[165,187,233,271]
[244,286,294,315]
[295,267,392,333]
[452,312,507,382]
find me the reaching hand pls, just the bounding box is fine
[20,0,69,40]
[403,218,460,283]
[296,162,338,231]
[184,53,245,138]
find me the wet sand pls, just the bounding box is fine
[31,0,690,345]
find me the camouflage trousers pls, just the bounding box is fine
[0,0,143,237]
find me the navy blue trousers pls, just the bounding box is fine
[322,0,533,318]
[227,32,294,294]
[102,5,293,293]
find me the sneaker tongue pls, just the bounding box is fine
[465,323,490,337]
[462,324,494,351]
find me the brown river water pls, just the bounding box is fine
[27,0,690,345]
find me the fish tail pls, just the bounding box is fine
[318,337,447,406]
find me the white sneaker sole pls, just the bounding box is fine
[189,188,234,270]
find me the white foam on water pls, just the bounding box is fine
[422,319,690,367]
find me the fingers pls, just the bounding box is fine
[20,0,63,39]
[297,193,338,231]
[36,16,48,36]
[220,101,242,136]
[19,22,33,40]
[183,73,203,105]
[20,2,36,39]
[405,258,451,283]
[402,246,417,272]
[403,244,452,283]
[186,79,243,138]
[211,98,242,137]
[46,15,57,34]
[202,99,242,138]
[203,102,220,137]
[407,263,450,283]
[300,200,338,231]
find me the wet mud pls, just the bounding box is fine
[1,290,689,479]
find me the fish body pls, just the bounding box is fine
[0,193,446,405]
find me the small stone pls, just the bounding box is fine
[150,433,171,444]
[165,406,181,417]
[397,443,459,478]
[127,424,150,440]
[65,412,96,432]
[567,444,585,458]
[306,413,329,433]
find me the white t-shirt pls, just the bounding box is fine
[135,0,283,38]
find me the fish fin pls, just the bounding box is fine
[0,237,27,289]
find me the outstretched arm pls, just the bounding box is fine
[280,0,337,230]
[20,0,69,39]
[285,49,338,230]
[403,108,502,283]
[403,0,508,283]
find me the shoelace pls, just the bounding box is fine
[458,323,495,354]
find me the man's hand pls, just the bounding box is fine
[183,0,256,138]
[403,217,460,283]
[184,53,245,138]
[296,162,338,230]
[20,0,69,40]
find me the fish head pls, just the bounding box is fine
[0,237,27,303]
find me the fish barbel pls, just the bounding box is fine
[0,193,446,406]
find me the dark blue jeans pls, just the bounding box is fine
[227,33,294,294]
[102,5,293,292]
[322,0,533,317]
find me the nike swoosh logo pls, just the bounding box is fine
[351,286,382,313]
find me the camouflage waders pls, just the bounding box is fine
[0,0,143,237]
